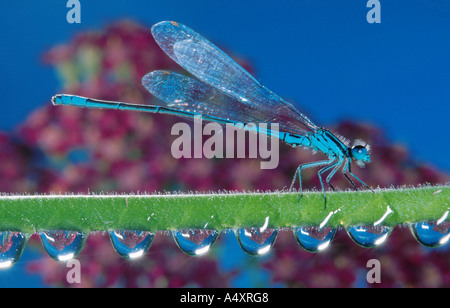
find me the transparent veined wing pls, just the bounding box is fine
[142,70,268,124]
[150,21,318,135]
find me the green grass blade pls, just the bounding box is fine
[0,185,448,233]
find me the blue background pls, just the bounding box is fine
[1,0,449,172]
[0,1,449,287]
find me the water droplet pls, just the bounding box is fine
[294,226,336,252]
[109,230,155,259]
[0,232,28,269]
[235,228,278,256]
[172,229,219,256]
[346,225,391,248]
[410,221,450,248]
[39,230,88,261]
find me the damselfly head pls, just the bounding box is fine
[350,140,371,166]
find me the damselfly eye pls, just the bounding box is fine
[351,145,368,161]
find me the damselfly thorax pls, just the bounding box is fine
[285,129,349,159]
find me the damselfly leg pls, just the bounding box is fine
[325,158,345,191]
[317,159,341,209]
[344,159,375,193]
[290,159,335,206]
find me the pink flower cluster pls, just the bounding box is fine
[1,20,448,287]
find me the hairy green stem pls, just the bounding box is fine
[0,185,448,233]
